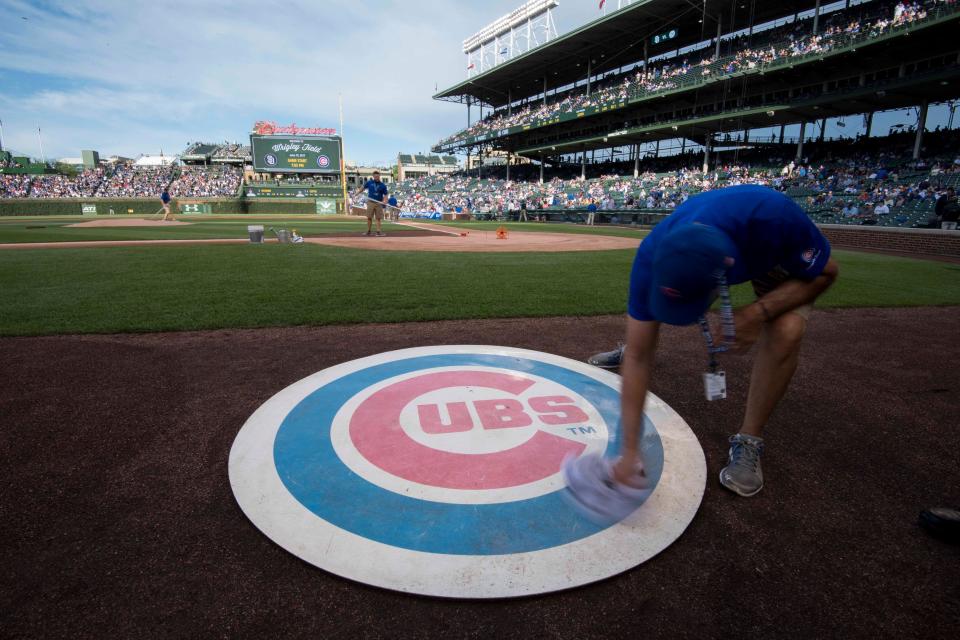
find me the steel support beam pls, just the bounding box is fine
[796,121,807,161]
[914,100,929,159]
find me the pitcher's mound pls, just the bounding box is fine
[66,218,194,228]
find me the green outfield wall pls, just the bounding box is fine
[243,185,343,198]
[0,198,342,216]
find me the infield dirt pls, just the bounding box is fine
[65,218,195,227]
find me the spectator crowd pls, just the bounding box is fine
[438,0,941,147]
[95,165,176,198]
[26,169,107,198]
[168,166,242,198]
[378,134,960,230]
[0,174,31,197]
[0,165,243,198]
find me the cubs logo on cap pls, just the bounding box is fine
[229,346,705,598]
[801,247,821,268]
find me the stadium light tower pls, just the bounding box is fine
[463,0,558,78]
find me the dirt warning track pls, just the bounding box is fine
[1,307,957,638]
[0,222,640,252]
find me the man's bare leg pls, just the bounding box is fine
[740,311,807,437]
[720,311,806,496]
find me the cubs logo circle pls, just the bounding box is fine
[229,346,706,598]
[264,153,277,166]
[316,155,330,168]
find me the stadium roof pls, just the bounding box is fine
[134,155,174,166]
[434,0,820,107]
[432,7,960,157]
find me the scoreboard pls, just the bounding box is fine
[250,134,342,174]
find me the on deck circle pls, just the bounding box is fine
[229,345,706,598]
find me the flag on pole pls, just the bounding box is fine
[467,62,475,70]
[599,0,606,9]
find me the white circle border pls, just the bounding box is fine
[228,345,706,599]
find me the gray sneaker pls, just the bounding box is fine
[376,231,385,237]
[587,343,625,370]
[719,434,765,497]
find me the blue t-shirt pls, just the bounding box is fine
[364,179,388,202]
[161,191,170,203]
[387,196,398,208]
[628,185,831,321]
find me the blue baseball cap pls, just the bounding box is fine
[649,223,735,325]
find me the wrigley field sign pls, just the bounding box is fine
[250,133,343,174]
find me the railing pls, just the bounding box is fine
[435,1,960,150]
[515,55,957,154]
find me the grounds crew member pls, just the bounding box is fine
[387,194,399,221]
[568,185,838,516]
[160,188,173,222]
[586,200,598,226]
[356,171,388,236]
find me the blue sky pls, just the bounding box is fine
[0,0,605,165]
[0,1,949,165]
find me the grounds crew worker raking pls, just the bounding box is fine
[356,170,388,237]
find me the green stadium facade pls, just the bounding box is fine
[397,153,461,180]
[432,0,960,179]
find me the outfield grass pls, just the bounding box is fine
[0,243,956,336]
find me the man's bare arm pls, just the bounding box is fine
[612,317,660,486]
[758,257,839,319]
[733,257,840,351]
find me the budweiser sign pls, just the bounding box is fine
[252,121,337,136]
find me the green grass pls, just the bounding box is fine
[0,244,956,336]
[0,216,398,243]
[810,250,960,308]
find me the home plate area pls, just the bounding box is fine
[229,345,706,598]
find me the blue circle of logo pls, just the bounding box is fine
[273,354,664,556]
[317,155,330,168]
[264,154,277,166]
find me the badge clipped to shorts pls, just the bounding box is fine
[703,370,727,401]
[698,275,735,403]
